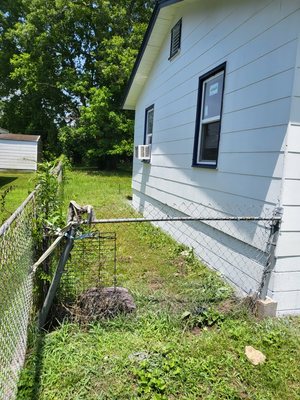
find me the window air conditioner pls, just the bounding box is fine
[134,145,151,160]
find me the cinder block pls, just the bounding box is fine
[255,297,278,318]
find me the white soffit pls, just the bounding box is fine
[124,4,182,110]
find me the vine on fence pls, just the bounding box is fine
[35,159,65,232]
[33,156,67,304]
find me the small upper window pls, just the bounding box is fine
[169,19,182,60]
[193,63,226,168]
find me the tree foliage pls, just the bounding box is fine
[0,0,154,166]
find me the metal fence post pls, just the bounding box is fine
[38,225,76,329]
[258,207,283,300]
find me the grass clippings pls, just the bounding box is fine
[71,286,136,324]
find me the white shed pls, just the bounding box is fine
[0,133,41,171]
[123,0,300,315]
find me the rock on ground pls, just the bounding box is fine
[245,346,266,366]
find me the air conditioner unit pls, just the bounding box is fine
[134,145,151,160]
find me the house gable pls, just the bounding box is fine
[122,0,185,110]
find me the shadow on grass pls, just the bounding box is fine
[17,333,46,400]
[0,176,17,188]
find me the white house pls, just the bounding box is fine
[123,0,300,315]
[0,133,41,171]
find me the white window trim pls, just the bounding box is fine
[196,69,225,166]
[145,106,154,146]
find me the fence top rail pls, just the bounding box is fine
[0,161,63,238]
[0,189,37,237]
[82,216,282,225]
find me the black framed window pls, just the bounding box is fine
[169,18,182,60]
[193,63,226,168]
[144,105,154,145]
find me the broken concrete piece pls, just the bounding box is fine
[255,297,277,319]
[245,346,266,365]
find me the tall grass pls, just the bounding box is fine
[0,171,34,223]
[17,169,300,400]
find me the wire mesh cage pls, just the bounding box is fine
[58,228,117,303]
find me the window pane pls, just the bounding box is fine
[145,106,154,145]
[202,73,224,120]
[200,121,220,161]
[147,109,154,135]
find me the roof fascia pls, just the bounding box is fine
[122,0,183,109]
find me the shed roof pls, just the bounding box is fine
[0,133,40,142]
[122,0,185,110]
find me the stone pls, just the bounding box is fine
[255,297,277,319]
[245,346,266,365]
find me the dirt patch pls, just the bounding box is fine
[117,255,133,264]
[217,298,237,314]
[149,277,164,291]
[70,286,136,323]
[190,326,202,335]
[173,254,188,276]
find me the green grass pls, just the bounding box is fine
[17,169,300,400]
[0,171,35,223]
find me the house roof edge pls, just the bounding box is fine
[0,133,41,142]
[121,0,184,109]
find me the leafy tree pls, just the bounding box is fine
[0,0,154,165]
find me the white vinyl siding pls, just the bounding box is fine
[132,0,300,314]
[271,38,300,314]
[0,140,40,171]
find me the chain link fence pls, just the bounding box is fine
[0,192,36,400]
[58,198,280,313]
[0,162,63,400]
[0,166,281,399]
[130,198,280,299]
